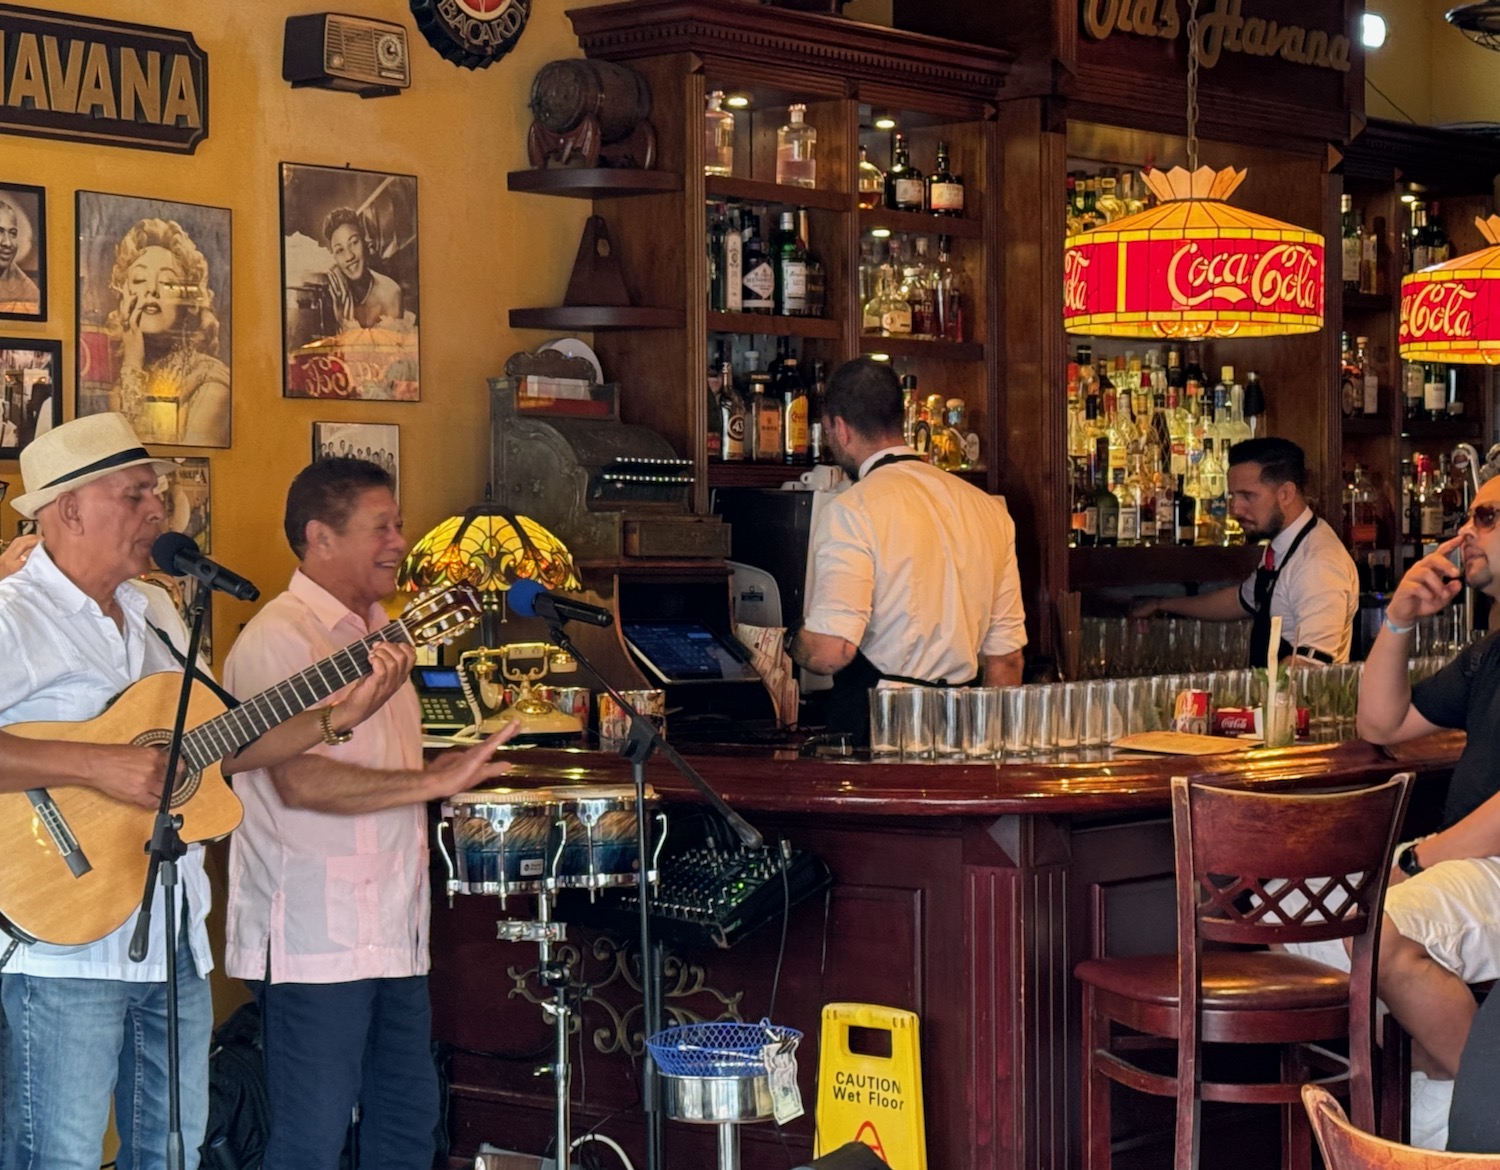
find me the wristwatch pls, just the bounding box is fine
[319,706,354,746]
[1396,841,1425,877]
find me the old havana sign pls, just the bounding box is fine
[0,5,207,153]
[1082,0,1353,73]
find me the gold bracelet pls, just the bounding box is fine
[319,706,354,746]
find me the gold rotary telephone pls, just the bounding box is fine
[459,641,583,738]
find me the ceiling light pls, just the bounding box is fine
[868,353,890,362]
[725,93,750,108]
[870,227,892,239]
[1361,13,1387,47]
[873,115,897,131]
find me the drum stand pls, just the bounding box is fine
[498,890,573,1169]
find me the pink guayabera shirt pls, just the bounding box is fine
[223,571,427,984]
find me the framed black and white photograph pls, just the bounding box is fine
[281,163,420,402]
[76,191,232,448]
[155,456,212,553]
[313,420,400,498]
[0,183,45,321]
[0,338,61,459]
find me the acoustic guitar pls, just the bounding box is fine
[0,583,481,948]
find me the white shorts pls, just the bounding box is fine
[1287,849,1500,983]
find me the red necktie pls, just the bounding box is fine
[1263,547,1275,571]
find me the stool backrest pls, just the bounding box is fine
[1302,1084,1500,1168]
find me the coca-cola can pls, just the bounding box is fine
[1173,689,1212,735]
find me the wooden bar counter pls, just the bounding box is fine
[430,734,1463,1170]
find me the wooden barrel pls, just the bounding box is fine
[529,59,651,145]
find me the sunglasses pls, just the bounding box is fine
[1468,503,1500,532]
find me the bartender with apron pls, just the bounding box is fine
[1133,438,1360,667]
[785,359,1026,744]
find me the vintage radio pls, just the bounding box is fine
[282,13,411,97]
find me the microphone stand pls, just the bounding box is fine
[545,621,761,1170]
[128,584,210,1170]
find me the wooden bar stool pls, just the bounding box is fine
[1075,772,1413,1170]
[1304,1084,1500,1169]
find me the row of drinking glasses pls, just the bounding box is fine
[1077,618,1254,680]
[866,654,1458,761]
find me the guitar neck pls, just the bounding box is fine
[181,617,415,771]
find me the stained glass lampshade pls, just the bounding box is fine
[1064,166,1325,340]
[1399,215,1500,365]
[397,504,579,603]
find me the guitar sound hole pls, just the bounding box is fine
[133,729,204,807]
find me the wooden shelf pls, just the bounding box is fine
[705,175,849,212]
[859,335,984,361]
[706,461,815,488]
[1342,415,1393,437]
[509,306,683,330]
[1068,545,1261,589]
[708,312,843,339]
[507,168,682,198]
[1342,291,1393,313]
[860,207,983,239]
[1401,417,1483,441]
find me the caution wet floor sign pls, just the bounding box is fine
[814,1003,926,1170]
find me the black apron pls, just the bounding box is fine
[1246,517,1335,668]
[823,453,979,742]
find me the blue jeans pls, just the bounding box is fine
[0,933,212,1170]
[248,976,439,1170]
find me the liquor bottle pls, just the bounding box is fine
[1070,458,1092,547]
[740,213,775,315]
[1078,178,1101,231]
[904,236,937,339]
[1198,438,1227,546]
[1425,362,1448,422]
[857,145,884,211]
[1402,361,1424,423]
[1427,200,1452,265]
[900,373,920,447]
[884,133,924,212]
[797,210,825,318]
[933,235,966,342]
[809,360,828,464]
[1340,194,1361,293]
[704,91,735,178]
[927,140,964,217]
[873,241,913,337]
[706,359,723,460]
[722,206,742,312]
[776,104,816,188]
[1095,172,1125,224]
[1418,458,1444,548]
[931,399,968,472]
[911,393,933,460]
[748,368,782,462]
[1344,463,1379,590]
[1174,474,1196,545]
[1440,454,1465,538]
[772,211,807,317]
[1243,371,1266,438]
[775,340,810,465]
[1339,332,1358,418]
[1093,438,1119,547]
[1115,463,1141,547]
[1356,336,1378,415]
[1119,170,1146,217]
[707,203,725,311]
[1065,175,1082,236]
[1407,201,1433,273]
[717,357,746,462]
[1135,452,1158,545]
[1399,457,1416,566]
[1360,215,1381,295]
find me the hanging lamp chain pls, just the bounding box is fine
[1186,0,1200,175]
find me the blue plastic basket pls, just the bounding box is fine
[646,1020,802,1078]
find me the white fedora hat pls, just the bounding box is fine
[13,413,174,519]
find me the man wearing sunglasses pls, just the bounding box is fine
[1297,481,1500,1148]
[1133,438,1359,666]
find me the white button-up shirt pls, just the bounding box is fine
[223,571,426,985]
[1237,507,1360,662]
[0,544,213,980]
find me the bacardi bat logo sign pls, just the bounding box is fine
[410,0,530,70]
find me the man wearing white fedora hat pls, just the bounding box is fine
[0,413,423,1170]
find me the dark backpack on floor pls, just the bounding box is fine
[200,1000,270,1170]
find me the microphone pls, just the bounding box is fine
[508,579,613,627]
[151,532,260,602]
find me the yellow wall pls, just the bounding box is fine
[2,0,605,655]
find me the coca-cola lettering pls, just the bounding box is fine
[1167,242,1250,307]
[1402,281,1477,341]
[1064,248,1091,312]
[1082,0,1352,74]
[1249,244,1320,312]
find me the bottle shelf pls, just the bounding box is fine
[859,207,983,239]
[859,335,984,361]
[708,312,843,339]
[1401,418,1483,441]
[507,168,682,198]
[1342,291,1393,313]
[1342,415,1393,437]
[509,306,683,330]
[1068,545,1261,590]
[707,461,818,488]
[705,176,849,212]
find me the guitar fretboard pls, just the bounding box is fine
[179,615,418,772]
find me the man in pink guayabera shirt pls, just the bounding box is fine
[224,457,518,1170]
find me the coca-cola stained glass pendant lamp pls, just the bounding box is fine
[1062,0,1325,340]
[1399,215,1500,365]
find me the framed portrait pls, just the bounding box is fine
[75,192,232,449]
[281,163,420,402]
[0,338,61,459]
[0,183,45,321]
[155,456,212,553]
[313,420,400,499]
